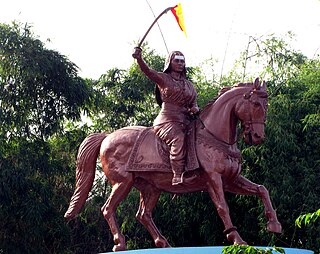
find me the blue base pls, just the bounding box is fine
[102,246,313,254]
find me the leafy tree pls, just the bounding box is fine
[0,22,93,253]
[0,22,91,139]
[87,45,163,131]
[296,208,320,228]
[236,33,307,87]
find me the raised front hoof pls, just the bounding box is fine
[155,237,171,248]
[267,221,282,233]
[112,244,126,252]
[226,231,247,245]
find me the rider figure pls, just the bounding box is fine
[132,47,199,185]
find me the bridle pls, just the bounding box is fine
[238,89,267,145]
[241,120,265,144]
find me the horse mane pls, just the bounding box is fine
[200,82,251,115]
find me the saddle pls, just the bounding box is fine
[126,122,199,172]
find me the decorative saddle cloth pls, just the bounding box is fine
[126,122,199,172]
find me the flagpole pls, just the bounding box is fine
[145,0,170,54]
[137,6,174,48]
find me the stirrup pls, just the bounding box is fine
[172,173,183,185]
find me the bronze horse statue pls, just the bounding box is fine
[65,78,282,252]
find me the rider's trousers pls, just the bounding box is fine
[153,122,187,175]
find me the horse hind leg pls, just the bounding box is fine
[136,183,171,248]
[226,175,282,233]
[101,179,133,252]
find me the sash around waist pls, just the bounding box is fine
[153,102,190,126]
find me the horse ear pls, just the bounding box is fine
[261,80,267,91]
[254,77,260,89]
[243,92,251,99]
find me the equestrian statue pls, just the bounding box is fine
[65,75,282,251]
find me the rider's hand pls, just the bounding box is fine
[132,47,142,59]
[189,106,200,115]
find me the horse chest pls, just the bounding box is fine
[214,152,240,176]
[198,142,241,179]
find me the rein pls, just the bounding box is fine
[198,116,265,147]
[197,117,239,146]
[242,120,265,144]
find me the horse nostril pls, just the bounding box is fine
[254,133,262,139]
[253,133,265,143]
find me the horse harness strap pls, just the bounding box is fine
[242,119,265,138]
[197,132,242,159]
[197,117,239,146]
[196,119,242,159]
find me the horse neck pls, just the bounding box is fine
[200,92,241,144]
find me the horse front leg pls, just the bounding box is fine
[206,172,247,245]
[136,183,171,248]
[225,175,282,233]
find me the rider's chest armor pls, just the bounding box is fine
[160,76,195,107]
[153,75,197,126]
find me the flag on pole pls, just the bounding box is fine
[171,3,187,37]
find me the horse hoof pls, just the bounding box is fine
[112,244,126,252]
[267,221,282,233]
[155,237,171,248]
[226,231,247,245]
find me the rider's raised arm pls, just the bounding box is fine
[132,47,164,84]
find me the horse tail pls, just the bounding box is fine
[64,132,108,221]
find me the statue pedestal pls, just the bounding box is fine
[102,246,314,254]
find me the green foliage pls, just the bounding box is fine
[0,22,92,139]
[234,36,320,252]
[0,136,71,253]
[295,209,320,228]
[152,192,225,246]
[222,245,285,254]
[236,33,307,88]
[187,64,221,109]
[88,46,163,131]
[0,22,92,253]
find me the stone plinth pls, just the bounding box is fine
[102,246,313,254]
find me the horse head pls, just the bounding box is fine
[235,78,268,145]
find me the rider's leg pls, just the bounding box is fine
[155,123,187,185]
[171,160,184,185]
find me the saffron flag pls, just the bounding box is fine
[171,3,187,37]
